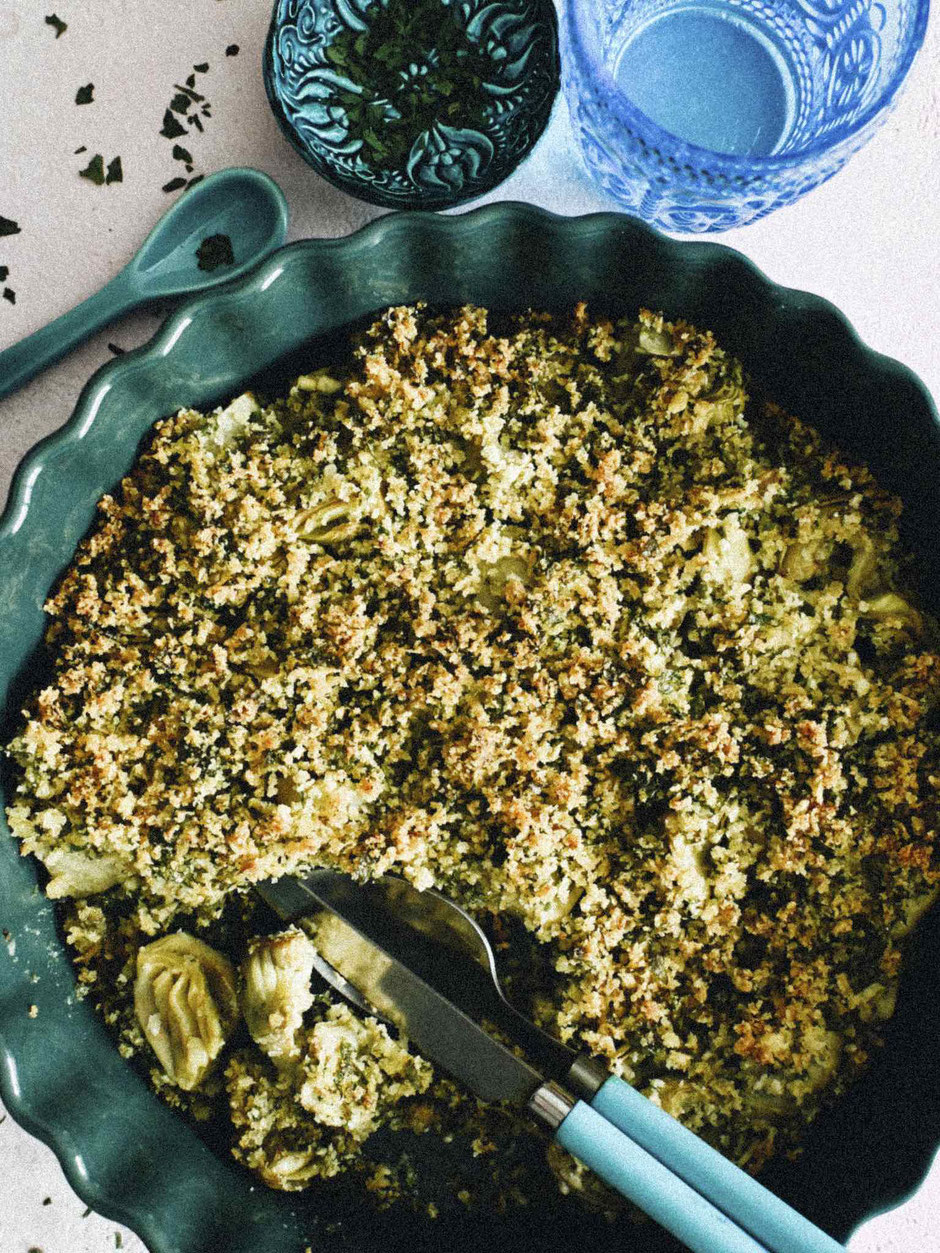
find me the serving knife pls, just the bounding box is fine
[257,870,843,1253]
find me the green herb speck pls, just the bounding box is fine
[3,288,15,305]
[0,217,20,237]
[169,92,191,114]
[105,157,123,185]
[196,233,234,272]
[79,154,105,185]
[160,109,187,139]
[171,144,193,165]
[162,177,187,194]
[226,44,239,56]
[75,83,94,105]
[193,62,209,73]
[44,13,66,37]
[74,145,87,154]
[0,266,9,283]
[319,2,498,172]
[108,343,126,355]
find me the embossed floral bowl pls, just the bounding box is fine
[263,0,560,209]
[1,206,939,1253]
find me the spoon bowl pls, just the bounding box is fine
[127,167,290,297]
[0,167,289,400]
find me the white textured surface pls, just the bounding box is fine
[0,1,938,1250]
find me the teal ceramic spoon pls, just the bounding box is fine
[0,167,289,400]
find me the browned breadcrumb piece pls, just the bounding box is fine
[6,304,940,1201]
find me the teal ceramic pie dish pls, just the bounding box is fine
[1,204,939,1253]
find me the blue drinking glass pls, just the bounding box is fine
[563,0,929,232]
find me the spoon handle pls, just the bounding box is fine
[587,1074,844,1253]
[552,1098,769,1253]
[0,270,136,401]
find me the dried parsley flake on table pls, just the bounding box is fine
[7,305,940,1211]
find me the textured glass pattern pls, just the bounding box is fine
[563,0,929,232]
[264,0,560,209]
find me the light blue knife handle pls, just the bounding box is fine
[556,1100,768,1253]
[0,271,135,400]
[589,1076,843,1252]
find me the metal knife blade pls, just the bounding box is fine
[260,868,578,1082]
[256,873,546,1107]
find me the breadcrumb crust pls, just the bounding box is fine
[7,304,940,1200]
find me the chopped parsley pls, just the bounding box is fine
[226,44,239,57]
[75,83,94,105]
[78,154,122,187]
[44,13,66,37]
[196,234,234,272]
[3,288,16,305]
[158,63,214,191]
[79,154,105,185]
[322,1,497,169]
[159,110,187,139]
[0,217,20,237]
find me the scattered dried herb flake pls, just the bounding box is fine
[195,233,234,272]
[44,13,66,37]
[106,157,123,185]
[0,267,8,283]
[107,343,126,355]
[226,44,239,56]
[322,3,500,169]
[0,217,20,237]
[79,154,106,185]
[3,288,16,305]
[159,109,187,139]
[158,62,214,191]
[75,83,94,105]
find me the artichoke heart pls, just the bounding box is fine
[134,932,239,1090]
[40,846,132,899]
[240,927,316,1066]
[702,516,754,584]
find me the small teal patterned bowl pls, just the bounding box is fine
[263,0,560,209]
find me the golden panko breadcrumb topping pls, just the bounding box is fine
[7,304,940,1202]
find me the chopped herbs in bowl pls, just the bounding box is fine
[263,0,560,209]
